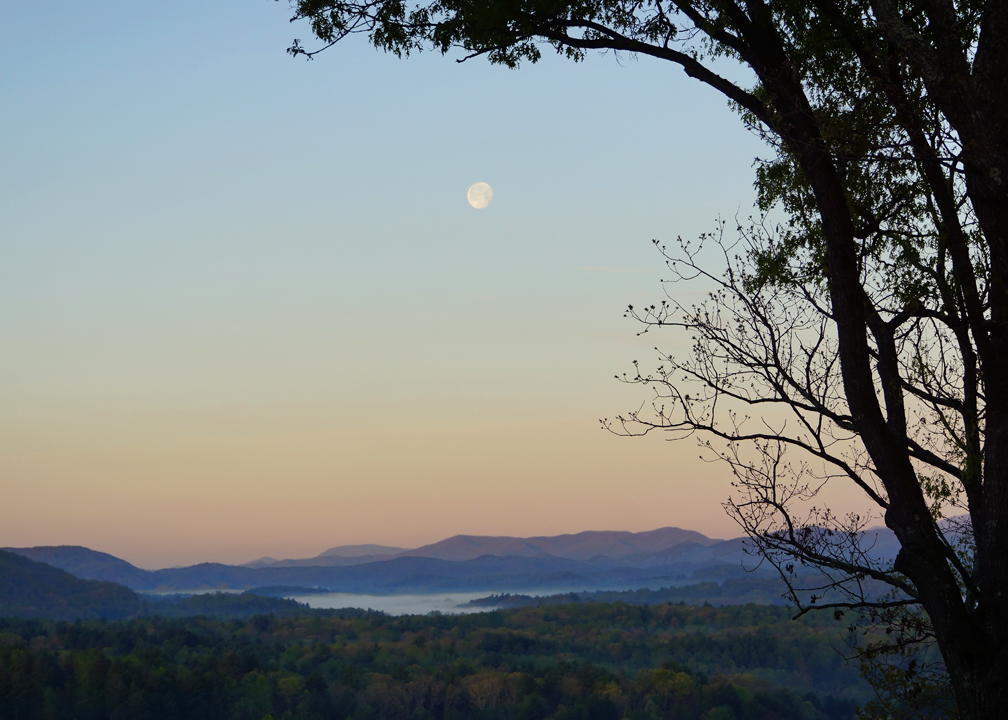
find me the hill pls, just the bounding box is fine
[146,554,634,593]
[392,527,721,562]
[8,526,898,596]
[238,527,721,567]
[0,550,323,621]
[4,545,153,586]
[0,549,141,620]
[319,543,406,558]
[3,546,747,594]
[3,530,765,594]
[243,543,407,568]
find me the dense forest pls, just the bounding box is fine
[0,601,866,720]
[464,578,837,609]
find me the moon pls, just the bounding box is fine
[467,182,493,209]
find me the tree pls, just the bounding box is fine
[280,0,1008,717]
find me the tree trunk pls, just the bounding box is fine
[745,16,1008,716]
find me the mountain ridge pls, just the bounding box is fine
[4,545,155,587]
[399,527,722,562]
[0,549,141,620]
[238,527,723,568]
[5,539,760,594]
[6,525,898,595]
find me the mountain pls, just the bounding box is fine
[3,527,790,595]
[237,528,722,568]
[651,538,747,565]
[4,545,154,587]
[0,549,141,620]
[123,555,634,593]
[5,524,905,600]
[320,544,407,558]
[0,549,328,621]
[4,548,716,594]
[396,527,722,562]
[242,544,407,568]
[1,529,744,594]
[231,525,900,573]
[5,550,757,594]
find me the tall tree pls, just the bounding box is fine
[282,0,1008,716]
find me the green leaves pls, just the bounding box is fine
[286,0,707,66]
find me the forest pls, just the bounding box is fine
[0,601,866,720]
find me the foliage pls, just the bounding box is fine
[0,601,865,719]
[142,592,319,620]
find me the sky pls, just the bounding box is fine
[0,1,848,568]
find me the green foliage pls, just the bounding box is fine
[0,602,864,719]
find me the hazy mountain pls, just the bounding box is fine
[320,543,407,558]
[242,544,408,568]
[0,550,327,621]
[2,547,724,594]
[0,529,746,594]
[9,525,904,596]
[231,525,900,573]
[401,528,722,562]
[143,555,613,592]
[651,538,747,564]
[0,549,140,620]
[4,545,154,587]
[238,528,720,568]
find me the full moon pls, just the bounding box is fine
[467,182,493,209]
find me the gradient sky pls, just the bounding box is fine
[0,1,859,568]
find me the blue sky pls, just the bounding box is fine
[1,1,780,566]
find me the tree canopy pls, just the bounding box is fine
[281,0,1008,717]
[0,603,865,720]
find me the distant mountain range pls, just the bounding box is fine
[243,544,409,568]
[401,527,721,562]
[4,526,901,596]
[240,528,720,568]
